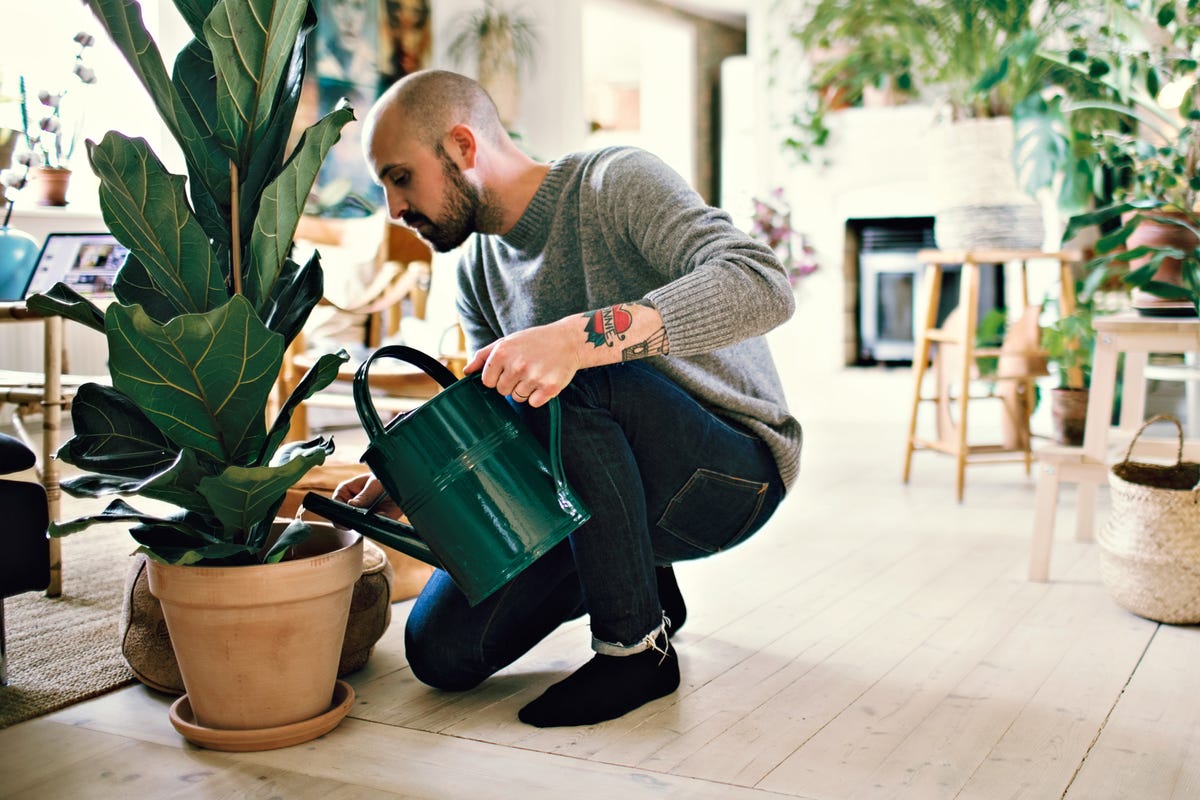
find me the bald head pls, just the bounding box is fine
[365,69,509,154]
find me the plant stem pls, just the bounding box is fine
[230,160,241,296]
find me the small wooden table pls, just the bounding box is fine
[1029,312,1200,581]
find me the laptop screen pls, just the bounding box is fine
[23,232,130,300]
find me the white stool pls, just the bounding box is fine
[1142,354,1200,438]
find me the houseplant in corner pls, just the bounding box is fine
[1051,1,1200,317]
[785,0,1095,250]
[26,0,363,750]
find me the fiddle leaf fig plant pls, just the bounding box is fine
[26,0,355,566]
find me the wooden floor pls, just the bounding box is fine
[3,365,1198,799]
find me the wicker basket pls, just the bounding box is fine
[1098,415,1200,623]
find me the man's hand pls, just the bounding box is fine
[465,318,581,408]
[333,472,406,520]
[465,302,668,407]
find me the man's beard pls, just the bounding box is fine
[402,145,489,253]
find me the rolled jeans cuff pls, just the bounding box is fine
[592,618,668,656]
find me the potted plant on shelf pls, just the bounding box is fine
[26,0,364,751]
[1049,2,1200,317]
[783,0,1100,251]
[1041,300,1097,445]
[14,32,99,206]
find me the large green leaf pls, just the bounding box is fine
[1061,198,1162,245]
[49,498,219,551]
[199,441,331,536]
[172,38,231,255]
[173,0,220,40]
[204,0,307,169]
[130,507,259,564]
[243,101,355,309]
[259,349,348,463]
[238,2,318,240]
[89,133,226,318]
[105,296,283,464]
[1013,92,1069,198]
[113,255,192,325]
[261,252,323,344]
[83,0,230,212]
[57,383,178,479]
[264,519,314,563]
[63,447,213,512]
[25,284,106,333]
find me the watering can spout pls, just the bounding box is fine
[301,492,441,569]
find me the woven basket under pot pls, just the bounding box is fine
[1098,415,1200,624]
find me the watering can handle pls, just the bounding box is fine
[353,344,572,496]
[353,345,460,442]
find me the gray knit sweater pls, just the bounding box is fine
[455,146,802,488]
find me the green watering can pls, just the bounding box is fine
[302,345,590,606]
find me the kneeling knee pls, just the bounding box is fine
[404,620,488,692]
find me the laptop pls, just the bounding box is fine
[17,232,130,301]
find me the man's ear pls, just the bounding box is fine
[445,124,478,169]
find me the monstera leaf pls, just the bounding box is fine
[89,133,226,319]
[104,296,284,465]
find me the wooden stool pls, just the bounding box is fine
[902,249,1081,502]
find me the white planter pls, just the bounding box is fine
[929,117,1045,251]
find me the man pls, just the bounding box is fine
[337,70,802,727]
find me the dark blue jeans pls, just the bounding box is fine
[405,361,787,690]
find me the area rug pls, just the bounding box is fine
[0,525,137,728]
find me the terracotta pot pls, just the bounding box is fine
[1124,210,1199,316]
[32,167,71,207]
[1051,387,1089,446]
[146,523,363,733]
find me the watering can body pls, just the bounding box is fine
[303,345,590,606]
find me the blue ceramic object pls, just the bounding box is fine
[0,226,39,301]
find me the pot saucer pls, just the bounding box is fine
[168,679,355,752]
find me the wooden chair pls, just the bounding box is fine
[274,215,460,441]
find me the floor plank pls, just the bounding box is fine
[1065,622,1200,800]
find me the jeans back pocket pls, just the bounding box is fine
[656,469,769,559]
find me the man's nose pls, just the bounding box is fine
[384,188,408,220]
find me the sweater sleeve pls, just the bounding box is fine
[593,149,795,357]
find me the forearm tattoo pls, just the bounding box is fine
[581,301,669,360]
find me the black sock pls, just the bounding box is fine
[656,565,687,633]
[518,633,680,727]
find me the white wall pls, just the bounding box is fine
[432,0,589,160]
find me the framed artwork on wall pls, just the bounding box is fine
[303,0,433,216]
